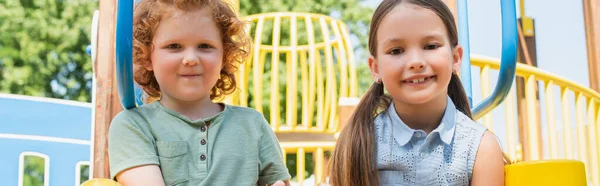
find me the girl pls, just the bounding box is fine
[329,0,506,185]
[108,0,291,185]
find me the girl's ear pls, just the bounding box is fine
[452,45,463,73]
[368,55,381,83]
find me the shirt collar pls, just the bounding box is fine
[387,96,457,146]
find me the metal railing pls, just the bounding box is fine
[472,54,600,185]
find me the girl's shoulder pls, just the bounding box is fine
[454,111,487,132]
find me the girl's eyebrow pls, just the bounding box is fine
[382,33,445,46]
[382,38,405,46]
[422,34,444,41]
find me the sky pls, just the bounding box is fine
[365,0,591,159]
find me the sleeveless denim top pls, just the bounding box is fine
[375,96,487,186]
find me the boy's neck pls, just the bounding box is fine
[159,95,223,121]
[392,95,447,134]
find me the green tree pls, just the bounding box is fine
[23,156,45,186]
[0,0,97,102]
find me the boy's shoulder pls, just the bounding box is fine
[224,104,266,120]
[112,102,155,119]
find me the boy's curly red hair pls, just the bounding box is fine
[132,0,250,101]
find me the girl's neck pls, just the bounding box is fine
[159,95,222,121]
[393,94,447,134]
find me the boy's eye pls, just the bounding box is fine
[166,44,181,49]
[424,44,440,50]
[388,48,404,55]
[199,44,213,49]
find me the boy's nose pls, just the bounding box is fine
[182,51,200,66]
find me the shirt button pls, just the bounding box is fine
[201,139,206,145]
[200,154,206,161]
[420,152,426,158]
[415,132,422,138]
[200,126,206,132]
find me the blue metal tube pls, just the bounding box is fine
[115,0,136,109]
[471,0,518,118]
[458,0,473,107]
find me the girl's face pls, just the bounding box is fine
[369,3,462,107]
[148,7,223,103]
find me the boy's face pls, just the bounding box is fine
[148,7,223,103]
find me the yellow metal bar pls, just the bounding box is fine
[244,12,340,23]
[286,51,293,128]
[300,50,310,130]
[561,87,574,159]
[575,93,588,170]
[519,0,525,17]
[315,148,324,185]
[339,22,358,97]
[235,18,253,107]
[330,20,348,98]
[319,17,334,132]
[545,81,558,158]
[471,55,600,104]
[525,75,540,160]
[288,15,299,130]
[252,17,265,113]
[279,141,336,151]
[305,16,317,129]
[329,21,346,132]
[282,148,287,164]
[597,107,600,183]
[242,46,252,107]
[587,99,599,186]
[505,85,518,159]
[256,42,332,52]
[297,148,306,185]
[480,65,493,130]
[271,16,281,131]
[597,108,600,183]
[321,20,339,132]
[315,38,325,130]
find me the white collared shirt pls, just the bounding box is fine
[375,96,487,186]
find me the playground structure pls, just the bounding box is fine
[1,0,600,185]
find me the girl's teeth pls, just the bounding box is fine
[411,78,426,83]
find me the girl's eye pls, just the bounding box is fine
[424,44,440,50]
[388,48,404,55]
[166,44,181,49]
[199,44,213,49]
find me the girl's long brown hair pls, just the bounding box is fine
[329,0,474,185]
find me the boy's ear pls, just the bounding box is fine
[145,63,153,71]
[368,55,381,82]
[452,45,463,73]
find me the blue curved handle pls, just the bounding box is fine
[469,0,518,118]
[116,0,136,109]
[458,0,473,107]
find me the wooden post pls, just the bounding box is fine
[583,0,600,92]
[93,0,122,179]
